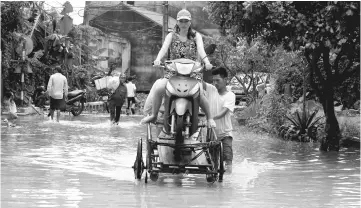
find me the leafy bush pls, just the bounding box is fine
[280,110,324,142]
[264,92,292,133]
[245,90,291,134]
[338,116,360,138]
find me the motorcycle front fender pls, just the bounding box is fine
[173,98,191,116]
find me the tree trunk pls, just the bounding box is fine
[319,84,341,151]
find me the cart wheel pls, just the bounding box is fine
[150,171,159,182]
[133,138,144,179]
[218,142,225,182]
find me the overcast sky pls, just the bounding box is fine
[44,0,86,25]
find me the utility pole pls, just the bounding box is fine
[79,31,82,65]
[162,1,168,43]
[162,1,169,60]
[21,40,26,106]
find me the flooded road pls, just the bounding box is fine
[1,114,360,208]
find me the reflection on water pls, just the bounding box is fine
[1,114,360,208]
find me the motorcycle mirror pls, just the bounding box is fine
[205,44,217,55]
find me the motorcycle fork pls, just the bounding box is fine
[184,112,191,139]
[170,112,176,135]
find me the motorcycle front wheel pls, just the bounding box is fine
[71,101,84,116]
[174,114,184,161]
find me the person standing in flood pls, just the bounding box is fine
[108,74,127,125]
[211,67,236,173]
[47,66,68,122]
[125,77,137,115]
[3,92,18,127]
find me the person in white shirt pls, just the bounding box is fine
[209,67,236,173]
[125,77,137,115]
[3,92,18,127]
[47,66,68,122]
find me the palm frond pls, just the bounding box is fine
[285,115,300,127]
[306,110,317,128]
[295,111,303,129]
[309,116,324,128]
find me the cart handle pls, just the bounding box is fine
[147,123,152,141]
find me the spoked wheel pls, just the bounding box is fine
[206,141,225,183]
[145,139,153,183]
[206,142,219,183]
[146,139,152,171]
[132,138,145,179]
[218,142,225,182]
[71,101,84,116]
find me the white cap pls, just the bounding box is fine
[177,9,191,21]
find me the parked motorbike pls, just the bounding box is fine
[156,59,205,160]
[34,88,87,116]
[64,89,87,116]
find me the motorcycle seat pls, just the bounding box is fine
[68,90,84,97]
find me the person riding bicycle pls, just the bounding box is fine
[141,9,216,131]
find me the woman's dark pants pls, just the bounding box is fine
[108,100,124,123]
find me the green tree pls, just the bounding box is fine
[207,1,360,151]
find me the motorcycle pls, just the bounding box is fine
[157,58,205,160]
[64,89,87,116]
[34,88,87,116]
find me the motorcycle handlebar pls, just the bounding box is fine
[152,61,210,71]
[151,61,166,68]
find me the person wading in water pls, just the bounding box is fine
[108,73,127,125]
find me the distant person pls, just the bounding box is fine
[33,85,47,108]
[47,66,68,122]
[108,74,127,125]
[125,77,137,115]
[211,67,236,173]
[3,92,18,127]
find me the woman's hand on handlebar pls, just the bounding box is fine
[205,63,213,71]
[153,60,161,66]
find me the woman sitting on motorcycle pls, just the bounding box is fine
[141,9,216,129]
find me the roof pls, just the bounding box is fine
[122,2,205,36]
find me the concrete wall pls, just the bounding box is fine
[87,33,131,75]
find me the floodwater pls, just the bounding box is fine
[1,114,360,208]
